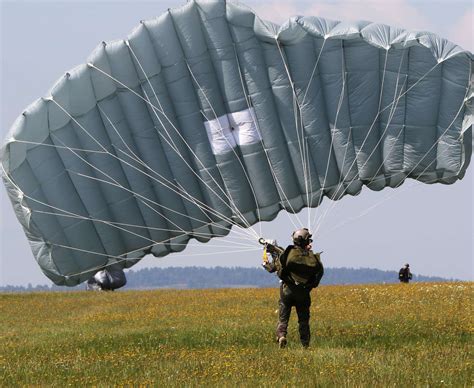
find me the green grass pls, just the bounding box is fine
[0,283,472,386]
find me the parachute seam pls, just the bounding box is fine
[343,39,359,195]
[166,7,252,230]
[217,6,287,218]
[99,48,159,251]
[115,53,195,249]
[274,39,312,214]
[140,23,236,234]
[174,8,260,232]
[23,158,86,280]
[246,39,303,211]
[49,127,113,266]
[151,10,259,234]
[401,48,410,178]
[434,61,445,180]
[371,45,385,183]
[255,40,306,213]
[309,36,336,206]
[96,100,161,246]
[138,25,217,241]
[226,13,302,229]
[194,3,262,226]
[43,95,111,277]
[2,163,65,280]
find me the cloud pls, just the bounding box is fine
[448,10,473,51]
[249,2,300,24]
[248,0,435,33]
[247,0,473,50]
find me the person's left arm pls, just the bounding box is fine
[262,244,284,273]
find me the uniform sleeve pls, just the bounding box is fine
[262,244,285,273]
[262,261,277,273]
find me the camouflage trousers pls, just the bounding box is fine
[276,282,311,346]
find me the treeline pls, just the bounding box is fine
[0,267,454,292]
[124,266,450,289]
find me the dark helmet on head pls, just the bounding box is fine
[292,228,313,247]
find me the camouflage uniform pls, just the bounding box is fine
[264,244,324,347]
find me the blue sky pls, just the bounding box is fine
[0,0,472,286]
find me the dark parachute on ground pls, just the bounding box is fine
[1,0,472,286]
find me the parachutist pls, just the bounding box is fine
[262,228,324,348]
[398,263,413,283]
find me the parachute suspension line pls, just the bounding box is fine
[185,61,262,238]
[123,62,257,238]
[44,120,192,238]
[312,51,441,232]
[309,39,347,231]
[275,37,311,227]
[120,46,258,236]
[300,38,328,228]
[71,160,257,244]
[197,108,261,237]
[197,108,252,230]
[30,209,256,248]
[172,179,257,242]
[8,140,108,155]
[47,242,262,281]
[70,170,258,245]
[2,136,226,248]
[301,38,327,106]
[388,66,471,190]
[314,51,405,232]
[365,50,410,182]
[232,44,302,231]
[48,115,253,242]
[315,41,355,230]
[314,52,443,232]
[319,179,420,237]
[184,63,261,237]
[314,48,391,233]
[46,116,256,243]
[305,139,313,227]
[88,63,257,237]
[2,152,234,254]
[317,56,470,234]
[98,102,256,241]
[168,247,260,257]
[1,166,256,278]
[37,201,252,250]
[57,151,190,238]
[320,142,461,236]
[48,98,108,154]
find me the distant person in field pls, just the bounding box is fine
[262,228,324,349]
[398,264,413,283]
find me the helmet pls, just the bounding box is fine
[292,228,313,247]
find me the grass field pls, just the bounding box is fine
[0,282,472,386]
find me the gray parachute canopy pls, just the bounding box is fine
[1,0,472,286]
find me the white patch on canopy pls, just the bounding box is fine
[204,108,262,155]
